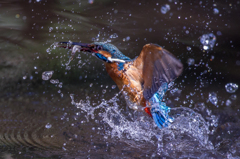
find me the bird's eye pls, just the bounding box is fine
[95,45,102,50]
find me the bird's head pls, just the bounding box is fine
[56,42,130,63]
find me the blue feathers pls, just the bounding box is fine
[117,63,124,71]
[94,42,131,60]
[95,53,109,62]
[151,102,173,129]
[149,83,174,129]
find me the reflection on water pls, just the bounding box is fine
[0,0,240,158]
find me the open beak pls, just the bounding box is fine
[55,42,99,52]
[55,41,103,60]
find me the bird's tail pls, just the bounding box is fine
[148,83,174,129]
[151,102,174,129]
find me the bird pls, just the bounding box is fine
[55,41,183,129]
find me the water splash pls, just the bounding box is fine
[69,90,213,156]
[160,107,214,156]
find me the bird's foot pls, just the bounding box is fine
[150,102,174,129]
[144,107,152,117]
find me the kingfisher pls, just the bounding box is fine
[55,42,183,129]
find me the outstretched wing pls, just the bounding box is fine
[133,44,183,100]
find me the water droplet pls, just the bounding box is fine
[42,71,54,80]
[34,66,37,69]
[65,66,71,70]
[203,45,209,50]
[170,88,178,94]
[102,89,106,94]
[200,33,216,50]
[226,99,232,106]
[46,48,51,54]
[230,94,237,100]
[161,4,170,14]
[225,83,238,93]
[112,85,116,89]
[90,83,93,87]
[186,46,191,51]
[50,79,59,84]
[49,27,53,32]
[213,8,219,14]
[45,123,52,129]
[175,97,179,101]
[187,58,195,66]
[58,82,63,88]
[23,76,27,80]
[209,92,218,106]
[211,55,215,60]
[168,81,174,88]
[217,31,222,36]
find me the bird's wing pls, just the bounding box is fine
[133,43,183,100]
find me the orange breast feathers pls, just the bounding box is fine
[104,62,146,107]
